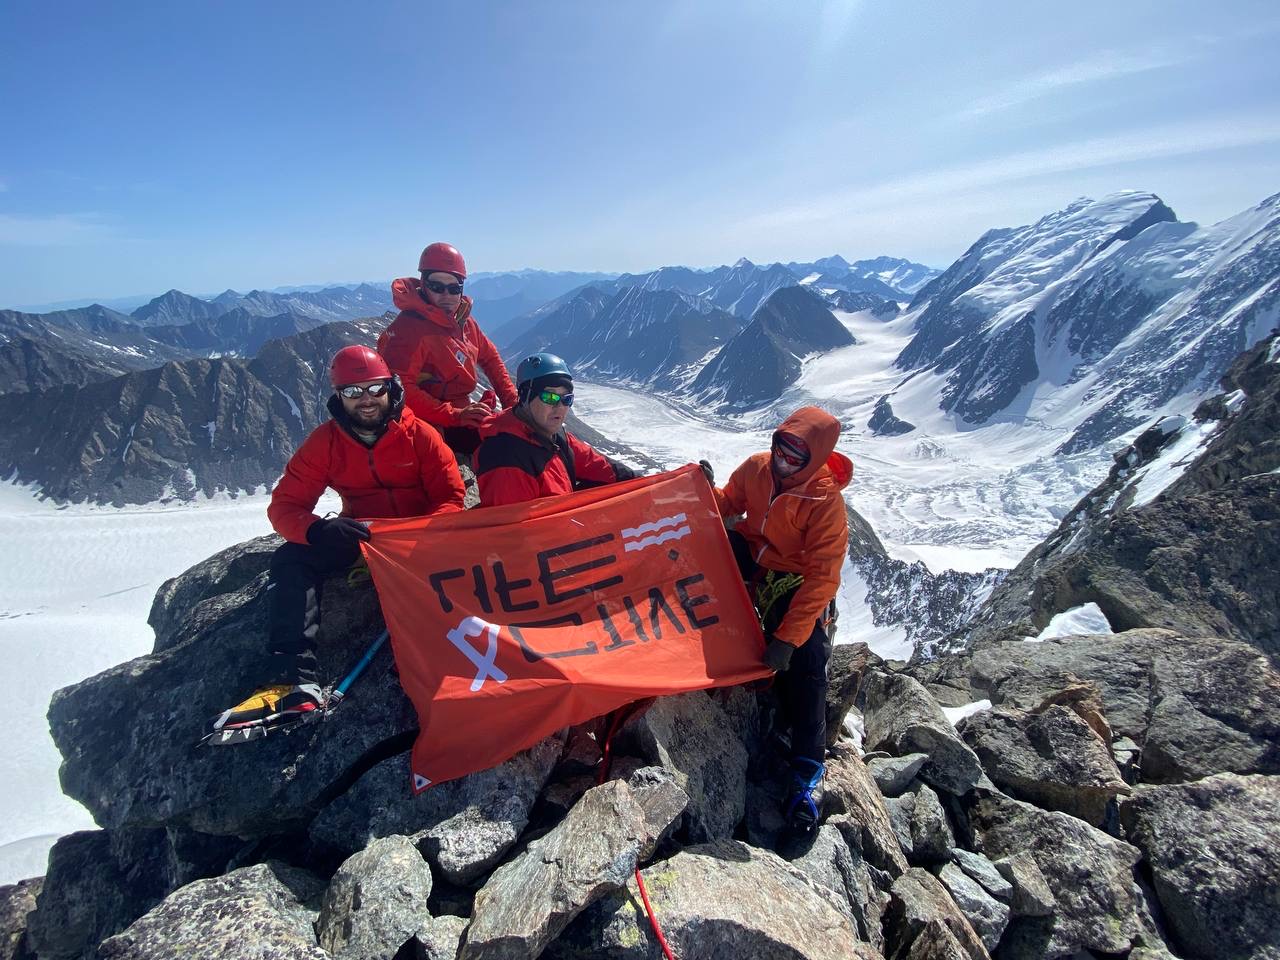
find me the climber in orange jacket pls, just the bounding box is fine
[710,405,852,833]
[376,242,518,460]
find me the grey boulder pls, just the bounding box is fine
[0,877,40,960]
[790,823,888,951]
[948,849,1011,904]
[315,836,434,960]
[96,862,327,960]
[549,839,880,959]
[957,630,1280,783]
[991,853,1053,918]
[936,862,1009,954]
[969,792,1149,957]
[884,783,956,866]
[868,753,928,798]
[824,741,910,877]
[959,704,1130,825]
[460,777,686,960]
[886,867,990,960]
[1120,772,1280,960]
[863,671,983,796]
[617,691,748,842]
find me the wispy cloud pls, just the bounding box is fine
[740,115,1280,232]
[958,48,1200,119]
[0,213,109,246]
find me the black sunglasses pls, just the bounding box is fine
[424,278,464,296]
[338,382,391,399]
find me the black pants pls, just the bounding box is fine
[728,529,832,765]
[267,539,361,685]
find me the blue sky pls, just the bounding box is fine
[3,0,1279,308]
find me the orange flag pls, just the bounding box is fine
[361,464,769,791]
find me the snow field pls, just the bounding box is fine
[0,483,339,885]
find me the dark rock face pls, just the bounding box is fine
[959,704,1130,825]
[824,289,902,319]
[691,284,855,410]
[1120,773,1280,960]
[616,690,748,843]
[23,828,236,960]
[868,396,916,435]
[948,332,1280,659]
[96,862,328,960]
[0,317,390,505]
[507,286,741,391]
[930,629,1280,785]
[49,537,411,836]
[309,738,564,885]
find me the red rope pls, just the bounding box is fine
[635,866,678,960]
[595,701,677,959]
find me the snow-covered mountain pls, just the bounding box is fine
[889,190,1280,451]
[690,285,855,409]
[505,286,741,389]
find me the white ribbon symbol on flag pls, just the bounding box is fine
[447,616,509,692]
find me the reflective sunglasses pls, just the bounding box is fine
[338,382,391,399]
[538,389,574,407]
[772,443,808,467]
[423,278,464,296]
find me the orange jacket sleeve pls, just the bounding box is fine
[378,323,464,428]
[774,492,848,646]
[476,331,519,409]
[413,424,467,515]
[267,428,332,544]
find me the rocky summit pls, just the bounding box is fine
[5,464,1278,959]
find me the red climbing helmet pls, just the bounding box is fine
[418,242,467,279]
[329,345,391,388]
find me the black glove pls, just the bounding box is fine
[307,517,371,551]
[699,459,714,485]
[763,636,795,672]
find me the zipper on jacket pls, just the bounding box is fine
[756,487,827,563]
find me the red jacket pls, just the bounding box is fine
[268,400,466,544]
[475,409,638,507]
[376,278,518,428]
[714,406,852,646]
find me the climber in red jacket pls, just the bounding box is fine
[474,352,639,507]
[376,242,518,460]
[212,345,465,732]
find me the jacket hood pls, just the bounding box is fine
[391,277,473,329]
[773,406,852,490]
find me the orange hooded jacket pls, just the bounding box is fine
[376,278,519,429]
[714,406,853,646]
